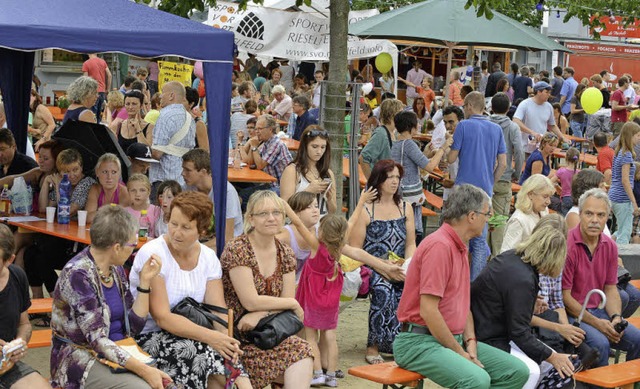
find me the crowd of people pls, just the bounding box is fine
[1,52,640,389]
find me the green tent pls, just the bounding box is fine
[349,0,571,103]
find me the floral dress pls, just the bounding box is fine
[221,235,313,389]
[363,202,407,354]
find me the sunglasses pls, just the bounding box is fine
[306,130,329,137]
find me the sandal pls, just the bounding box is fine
[335,369,345,379]
[29,313,50,327]
[365,354,385,365]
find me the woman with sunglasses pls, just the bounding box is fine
[280,126,336,217]
[519,132,559,184]
[117,90,153,151]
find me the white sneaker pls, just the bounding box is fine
[311,374,326,387]
[325,376,338,387]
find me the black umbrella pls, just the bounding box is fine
[53,120,131,182]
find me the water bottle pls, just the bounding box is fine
[25,181,32,215]
[57,174,71,224]
[233,147,242,170]
[0,185,10,216]
[138,209,149,242]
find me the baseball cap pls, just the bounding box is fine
[533,81,552,92]
[126,143,159,163]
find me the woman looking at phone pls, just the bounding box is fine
[280,126,336,218]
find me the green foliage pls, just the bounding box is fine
[465,0,640,38]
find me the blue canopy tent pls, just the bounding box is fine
[0,0,234,254]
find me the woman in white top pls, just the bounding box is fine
[565,169,609,232]
[130,192,251,389]
[280,126,337,217]
[500,174,555,253]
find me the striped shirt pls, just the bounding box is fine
[609,150,635,203]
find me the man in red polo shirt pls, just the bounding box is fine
[394,184,528,389]
[563,188,640,367]
[82,53,112,124]
[609,76,639,137]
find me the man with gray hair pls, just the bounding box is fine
[394,184,528,389]
[563,188,640,367]
[291,95,317,141]
[150,81,195,197]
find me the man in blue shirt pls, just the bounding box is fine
[448,92,506,280]
[559,67,578,115]
[291,95,318,141]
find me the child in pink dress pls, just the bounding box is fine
[124,174,161,238]
[554,147,580,216]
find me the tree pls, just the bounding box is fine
[464,0,640,38]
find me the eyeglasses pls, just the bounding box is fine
[123,242,138,248]
[251,210,284,219]
[306,130,329,137]
[474,210,492,218]
[256,126,272,131]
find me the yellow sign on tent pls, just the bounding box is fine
[158,61,194,90]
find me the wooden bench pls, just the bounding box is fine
[28,298,53,314]
[27,329,52,348]
[421,207,437,217]
[348,362,424,389]
[630,279,640,290]
[574,358,640,388]
[423,190,443,210]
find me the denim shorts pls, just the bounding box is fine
[0,361,37,389]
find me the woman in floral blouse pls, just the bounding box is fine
[50,205,169,389]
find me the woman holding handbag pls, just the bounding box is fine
[129,192,251,389]
[222,190,314,389]
[50,205,171,389]
[391,111,451,241]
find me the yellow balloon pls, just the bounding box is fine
[375,53,393,74]
[581,87,604,115]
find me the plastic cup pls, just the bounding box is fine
[46,207,56,223]
[77,210,87,227]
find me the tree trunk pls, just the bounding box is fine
[326,0,349,214]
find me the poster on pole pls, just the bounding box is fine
[206,3,396,61]
[158,61,194,91]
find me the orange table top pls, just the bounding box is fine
[6,217,147,248]
[553,149,597,166]
[227,166,277,183]
[282,138,299,151]
[342,158,367,187]
[28,298,53,314]
[412,132,432,142]
[564,134,588,143]
[574,358,640,387]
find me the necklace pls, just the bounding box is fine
[97,266,113,283]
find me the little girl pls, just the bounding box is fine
[154,180,182,237]
[632,162,640,244]
[554,147,580,216]
[125,174,161,238]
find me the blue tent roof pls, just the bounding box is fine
[0,0,234,255]
[0,0,233,61]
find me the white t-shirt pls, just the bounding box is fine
[130,236,222,334]
[209,182,244,238]
[513,98,555,151]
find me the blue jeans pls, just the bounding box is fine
[469,224,490,281]
[92,92,106,124]
[569,121,585,139]
[569,308,640,367]
[612,201,634,244]
[619,282,640,318]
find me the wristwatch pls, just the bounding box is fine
[251,146,259,152]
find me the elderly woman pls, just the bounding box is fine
[501,174,555,253]
[50,205,170,389]
[86,153,130,223]
[130,192,251,389]
[117,90,153,150]
[63,76,98,124]
[520,133,559,184]
[222,190,314,388]
[261,68,283,102]
[349,159,416,364]
[266,85,293,121]
[29,89,55,151]
[472,219,577,388]
[280,126,336,217]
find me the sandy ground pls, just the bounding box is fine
[23,298,442,388]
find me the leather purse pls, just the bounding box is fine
[243,310,303,350]
[171,297,230,330]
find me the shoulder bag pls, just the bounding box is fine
[151,111,193,157]
[399,139,425,205]
[242,310,304,350]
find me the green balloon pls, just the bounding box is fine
[375,53,393,74]
[580,87,603,115]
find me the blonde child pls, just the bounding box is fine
[632,162,640,243]
[283,188,401,387]
[125,174,161,238]
[554,147,580,216]
[154,180,182,237]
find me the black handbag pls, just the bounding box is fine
[618,266,632,287]
[243,310,303,350]
[171,297,229,330]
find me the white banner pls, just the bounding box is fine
[206,3,397,62]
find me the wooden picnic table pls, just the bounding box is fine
[46,106,64,122]
[282,138,299,151]
[227,166,277,183]
[342,158,367,187]
[552,148,597,167]
[412,132,432,142]
[564,134,588,144]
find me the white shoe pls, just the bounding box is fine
[311,374,326,387]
